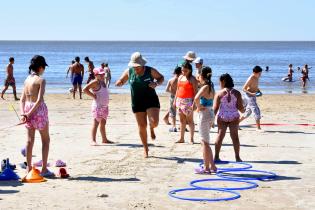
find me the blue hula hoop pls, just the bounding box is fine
[190,178,258,191]
[199,161,253,171]
[216,169,277,180]
[168,187,240,202]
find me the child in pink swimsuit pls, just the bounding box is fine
[213,73,245,162]
[83,67,113,145]
[20,55,54,177]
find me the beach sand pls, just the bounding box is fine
[0,93,314,210]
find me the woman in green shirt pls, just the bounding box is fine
[116,52,164,158]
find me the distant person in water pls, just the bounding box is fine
[1,57,19,100]
[85,57,95,84]
[301,64,311,88]
[265,66,269,72]
[239,66,263,130]
[115,52,164,158]
[70,57,84,99]
[163,66,182,132]
[101,62,111,88]
[283,64,294,82]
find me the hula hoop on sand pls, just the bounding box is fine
[199,161,253,171]
[216,169,277,181]
[190,178,258,191]
[168,187,240,202]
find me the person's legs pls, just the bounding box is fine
[39,124,50,173]
[78,85,82,99]
[147,107,159,140]
[1,85,8,99]
[99,118,112,143]
[214,118,228,161]
[186,112,195,143]
[91,119,99,145]
[229,120,242,162]
[163,112,170,125]
[176,112,186,143]
[26,128,36,173]
[134,112,149,157]
[202,141,217,171]
[72,84,77,99]
[11,84,19,100]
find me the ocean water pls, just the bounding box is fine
[0,41,314,94]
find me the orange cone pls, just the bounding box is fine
[22,166,46,183]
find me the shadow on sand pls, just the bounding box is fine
[68,176,140,182]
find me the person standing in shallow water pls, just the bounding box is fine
[70,57,84,99]
[85,57,95,84]
[115,52,164,158]
[1,57,19,100]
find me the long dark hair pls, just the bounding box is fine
[219,73,234,88]
[182,61,192,80]
[201,66,214,93]
[28,55,48,74]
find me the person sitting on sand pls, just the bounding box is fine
[20,55,54,177]
[301,64,311,88]
[83,67,113,145]
[163,66,182,132]
[70,57,84,99]
[115,52,164,158]
[239,66,263,130]
[174,61,198,144]
[283,64,294,82]
[85,56,95,84]
[194,66,217,173]
[213,73,244,162]
[1,57,19,100]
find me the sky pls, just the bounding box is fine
[0,0,314,41]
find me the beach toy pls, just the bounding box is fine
[21,147,26,157]
[1,159,16,171]
[190,178,258,191]
[22,165,46,183]
[0,159,20,181]
[69,88,74,93]
[168,187,240,202]
[256,91,262,97]
[216,169,277,181]
[33,160,51,167]
[57,168,69,178]
[55,159,66,167]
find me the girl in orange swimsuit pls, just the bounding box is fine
[174,61,198,144]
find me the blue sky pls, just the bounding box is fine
[0,0,314,41]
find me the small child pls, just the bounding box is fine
[194,66,217,173]
[20,55,53,177]
[239,66,263,130]
[214,73,245,162]
[83,67,113,145]
[163,66,182,132]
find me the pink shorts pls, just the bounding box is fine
[175,97,193,116]
[24,101,49,130]
[92,105,109,122]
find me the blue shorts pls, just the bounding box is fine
[71,74,83,86]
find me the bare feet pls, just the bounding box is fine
[144,147,149,158]
[150,127,156,140]
[235,157,243,162]
[102,139,114,144]
[90,141,98,146]
[15,97,20,101]
[175,139,184,143]
[189,141,194,145]
[214,157,221,162]
[163,117,171,125]
[1,95,5,100]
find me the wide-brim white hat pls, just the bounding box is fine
[128,52,147,67]
[183,51,196,61]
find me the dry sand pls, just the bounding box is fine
[0,93,314,210]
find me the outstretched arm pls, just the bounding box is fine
[115,69,129,87]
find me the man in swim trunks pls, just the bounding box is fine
[70,57,84,99]
[1,57,19,100]
[239,66,263,130]
[85,57,95,84]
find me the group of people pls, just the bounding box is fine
[3,51,265,177]
[282,64,311,87]
[66,56,112,99]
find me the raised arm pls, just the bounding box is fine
[115,69,129,87]
[83,80,98,100]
